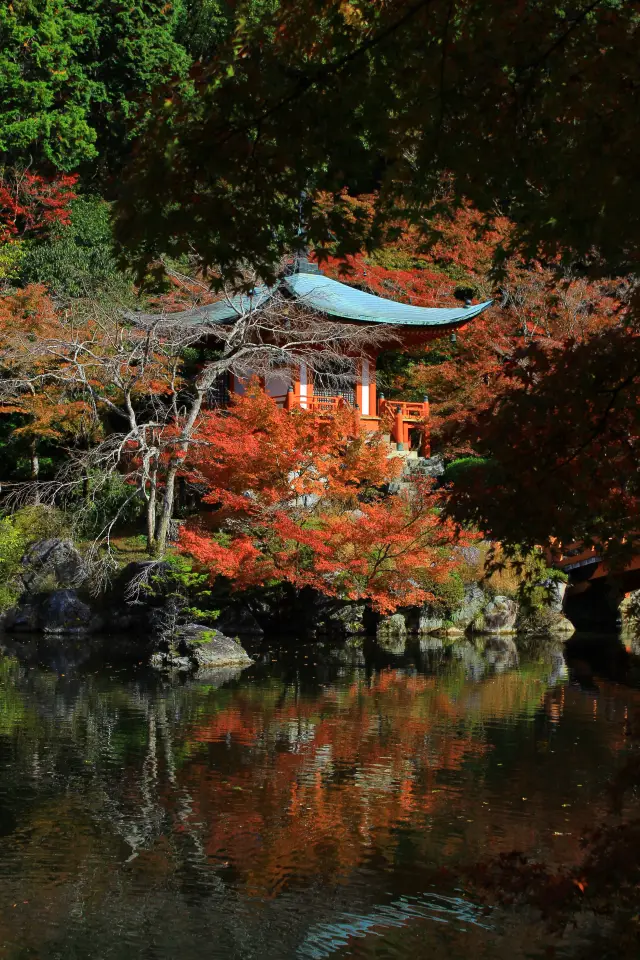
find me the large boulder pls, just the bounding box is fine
[3,589,99,635]
[3,598,40,632]
[328,603,366,636]
[376,613,407,653]
[178,624,252,668]
[417,609,445,634]
[39,589,96,634]
[452,584,487,629]
[546,580,567,614]
[516,606,575,638]
[472,595,518,634]
[21,538,86,591]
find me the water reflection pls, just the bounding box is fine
[0,634,638,959]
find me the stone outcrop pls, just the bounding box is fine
[3,589,100,635]
[376,613,407,653]
[151,624,253,672]
[472,595,518,634]
[327,603,366,636]
[417,583,487,636]
[21,538,87,591]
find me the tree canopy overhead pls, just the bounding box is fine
[113,0,640,281]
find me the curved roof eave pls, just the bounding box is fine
[129,274,493,329]
[284,273,493,327]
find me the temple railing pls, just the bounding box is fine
[270,390,430,454]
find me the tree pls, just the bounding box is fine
[441,326,640,565]
[0,167,78,245]
[0,1,100,170]
[180,388,468,611]
[114,1,640,282]
[0,281,389,560]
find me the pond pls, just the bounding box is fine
[0,632,639,959]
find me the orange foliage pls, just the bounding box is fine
[180,389,468,611]
[322,198,627,455]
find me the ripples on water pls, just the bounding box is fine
[0,632,638,959]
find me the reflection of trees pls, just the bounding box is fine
[169,651,590,897]
[1,638,639,958]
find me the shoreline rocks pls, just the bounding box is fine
[151,624,253,672]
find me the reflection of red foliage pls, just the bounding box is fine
[182,670,488,896]
[0,169,77,244]
[180,389,469,611]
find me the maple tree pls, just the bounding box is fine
[0,283,387,560]
[179,388,467,612]
[441,326,640,565]
[114,0,640,283]
[0,168,78,246]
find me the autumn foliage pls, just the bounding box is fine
[180,389,467,612]
[0,169,77,245]
[324,198,628,457]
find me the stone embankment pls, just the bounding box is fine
[0,537,575,672]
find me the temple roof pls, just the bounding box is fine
[285,273,493,327]
[134,268,492,328]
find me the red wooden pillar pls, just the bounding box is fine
[284,385,294,410]
[368,355,377,418]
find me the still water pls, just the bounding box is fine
[0,633,639,959]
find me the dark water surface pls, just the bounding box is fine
[1,633,639,959]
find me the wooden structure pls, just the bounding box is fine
[155,258,493,454]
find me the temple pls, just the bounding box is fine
[155,259,493,455]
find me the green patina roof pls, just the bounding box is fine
[134,268,492,328]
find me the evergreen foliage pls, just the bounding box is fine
[21,197,131,298]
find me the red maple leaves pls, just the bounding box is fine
[180,388,468,611]
[0,168,78,245]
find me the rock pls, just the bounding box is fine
[546,580,567,614]
[3,589,98,635]
[452,584,487,628]
[417,610,445,634]
[377,613,407,640]
[328,603,366,636]
[176,624,253,668]
[517,606,576,638]
[3,599,40,632]
[401,454,445,480]
[39,589,95,635]
[215,606,264,638]
[417,584,487,636]
[376,613,407,653]
[472,595,518,634]
[483,636,519,672]
[21,538,86,590]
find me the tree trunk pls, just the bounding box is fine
[146,468,158,554]
[30,440,40,504]
[154,463,178,557]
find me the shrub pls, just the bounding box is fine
[0,506,68,610]
[442,456,491,486]
[75,472,144,539]
[21,198,132,299]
